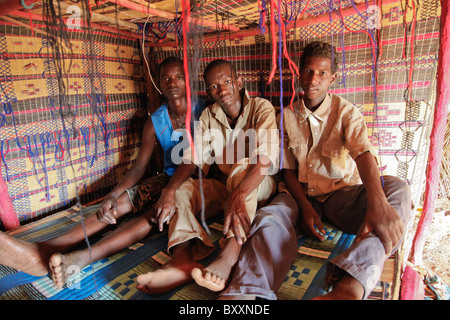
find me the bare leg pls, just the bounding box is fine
[49,210,154,287]
[0,232,50,277]
[191,237,241,292]
[136,240,203,295]
[0,193,132,277]
[312,274,365,300]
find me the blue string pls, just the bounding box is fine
[20,0,36,10]
[258,0,267,34]
[338,30,347,88]
[0,141,9,181]
[277,0,284,170]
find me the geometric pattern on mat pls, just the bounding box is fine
[0,205,395,300]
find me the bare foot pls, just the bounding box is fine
[0,231,49,276]
[136,260,203,295]
[312,274,365,300]
[48,251,88,288]
[191,237,241,292]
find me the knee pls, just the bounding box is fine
[383,176,411,201]
[252,194,299,232]
[175,179,196,204]
[382,175,412,223]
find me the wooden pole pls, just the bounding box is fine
[9,10,142,40]
[0,0,39,16]
[0,15,56,39]
[107,0,239,32]
[56,1,139,31]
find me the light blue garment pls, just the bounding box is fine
[151,100,205,176]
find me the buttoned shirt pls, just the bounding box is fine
[184,90,279,177]
[281,93,376,201]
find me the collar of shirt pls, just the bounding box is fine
[209,89,250,129]
[295,93,331,124]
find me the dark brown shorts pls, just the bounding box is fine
[126,173,171,215]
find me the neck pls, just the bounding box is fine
[167,97,187,118]
[304,94,326,112]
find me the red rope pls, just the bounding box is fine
[181,0,195,161]
[268,0,305,109]
[28,9,34,36]
[281,21,299,110]
[267,0,278,84]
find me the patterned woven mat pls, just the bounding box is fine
[0,205,397,300]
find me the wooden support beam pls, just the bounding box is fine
[0,15,56,39]
[151,0,401,47]
[9,9,142,40]
[56,1,139,31]
[106,0,240,32]
[0,0,39,16]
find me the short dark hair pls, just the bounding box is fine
[300,41,339,74]
[203,59,237,81]
[158,56,183,75]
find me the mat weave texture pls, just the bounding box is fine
[0,204,397,300]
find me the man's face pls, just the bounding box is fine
[159,62,186,100]
[204,64,243,111]
[300,56,337,110]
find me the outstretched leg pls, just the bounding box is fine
[0,192,132,277]
[0,231,50,277]
[48,209,155,287]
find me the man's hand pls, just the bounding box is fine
[357,199,404,255]
[153,188,177,232]
[222,190,251,245]
[97,195,119,224]
[298,201,326,241]
[355,152,404,255]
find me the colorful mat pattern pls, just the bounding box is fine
[0,204,397,300]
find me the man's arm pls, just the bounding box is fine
[283,169,325,241]
[355,151,404,254]
[97,117,156,224]
[223,155,271,244]
[153,162,197,231]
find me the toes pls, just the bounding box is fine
[205,270,224,286]
[49,253,62,268]
[192,268,226,292]
[48,254,66,288]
